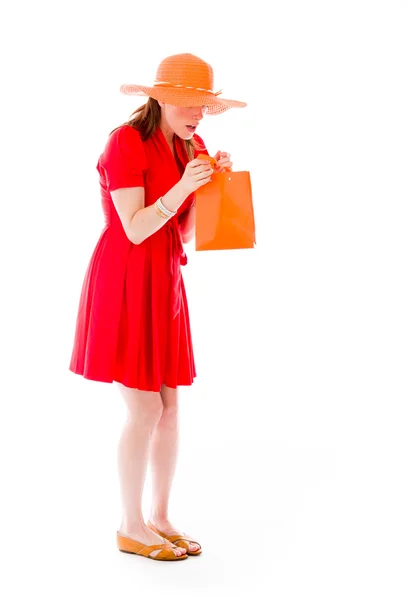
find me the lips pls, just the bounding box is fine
[186,124,197,131]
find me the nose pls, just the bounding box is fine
[192,106,206,120]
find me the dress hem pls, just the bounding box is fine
[68,367,196,392]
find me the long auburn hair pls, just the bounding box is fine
[109,98,204,161]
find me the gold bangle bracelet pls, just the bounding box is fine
[157,196,176,217]
[154,201,169,219]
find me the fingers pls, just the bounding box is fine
[184,152,234,192]
[195,168,213,186]
[189,153,232,172]
[192,165,213,176]
[213,151,232,172]
[214,151,231,162]
[215,160,232,172]
[196,168,212,180]
[188,158,214,168]
[182,160,212,192]
[196,174,212,187]
[187,161,213,178]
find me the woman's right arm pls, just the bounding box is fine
[111,180,189,245]
[111,158,213,245]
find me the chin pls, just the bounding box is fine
[177,130,194,141]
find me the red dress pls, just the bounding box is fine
[69,124,208,391]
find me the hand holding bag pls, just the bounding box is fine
[195,155,256,251]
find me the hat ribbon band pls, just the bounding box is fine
[153,81,223,95]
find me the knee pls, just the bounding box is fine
[126,392,164,431]
[160,385,179,417]
[159,403,179,429]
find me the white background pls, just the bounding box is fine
[1,0,406,598]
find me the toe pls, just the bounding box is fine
[172,544,185,556]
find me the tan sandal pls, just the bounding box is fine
[147,521,203,556]
[116,532,188,561]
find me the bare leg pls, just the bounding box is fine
[148,384,200,553]
[115,382,186,558]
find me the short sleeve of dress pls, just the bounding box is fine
[98,125,147,192]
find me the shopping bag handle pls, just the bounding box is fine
[197,153,232,173]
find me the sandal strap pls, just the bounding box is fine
[136,543,172,557]
[147,522,201,549]
[155,546,180,559]
[171,538,202,551]
[167,535,199,544]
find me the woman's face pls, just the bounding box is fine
[159,103,209,140]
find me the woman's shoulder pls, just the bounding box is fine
[108,124,143,144]
[103,125,146,158]
[98,124,147,172]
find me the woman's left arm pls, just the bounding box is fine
[179,202,196,244]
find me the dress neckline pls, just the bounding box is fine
[156,126,188,176]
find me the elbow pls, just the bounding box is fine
[126,210,145,245]
[129,234,144,245]
[125,220,144,245]
[126,229,144,245]
[181,231,195,244]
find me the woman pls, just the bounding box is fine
[69,53,247,561]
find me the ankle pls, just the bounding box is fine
[149,512,169,524]
[120,517,146,535]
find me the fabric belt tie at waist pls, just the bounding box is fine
[167,219,187,319]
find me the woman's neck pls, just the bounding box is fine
[159,121,174,147]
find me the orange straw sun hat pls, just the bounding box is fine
[120,53,247,115]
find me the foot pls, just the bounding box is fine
[148,517,201,553]
[118,523,187,559]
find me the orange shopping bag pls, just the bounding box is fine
[195,156,256,251]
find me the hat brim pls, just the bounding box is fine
[120,84,247,115]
